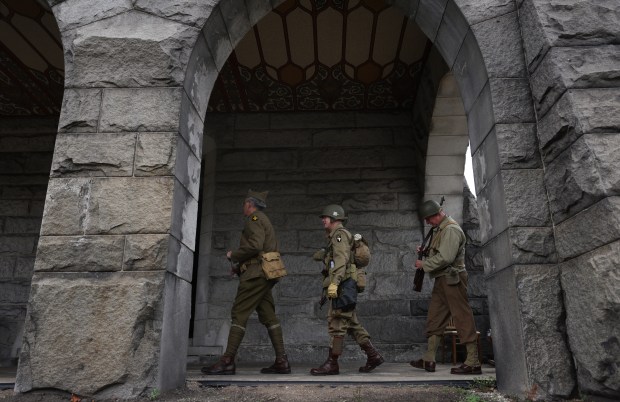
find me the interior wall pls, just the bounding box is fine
[0,118,57,367]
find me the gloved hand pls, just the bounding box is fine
[327,283,338,299]
[313,248,326,261]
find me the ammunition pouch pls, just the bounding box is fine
[260,251,287,280]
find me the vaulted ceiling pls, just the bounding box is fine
[207,0,431,113]
[0,0,64,118]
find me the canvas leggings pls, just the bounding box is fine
[327,305,371,346]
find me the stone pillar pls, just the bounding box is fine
[520,1,620,398]
[15,4,205,398]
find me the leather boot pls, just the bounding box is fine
[201,355,235,375]
[261,354,291,374]
[358,340,384,373]
[310,348,340,375]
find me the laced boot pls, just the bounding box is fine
[201,355,236,375]
[261,354,291,374]
[358,340,384,372]
[310,348,340,375]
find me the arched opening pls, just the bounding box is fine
[0,0,63,368]
[187,0,491,371]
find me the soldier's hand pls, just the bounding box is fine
[313,248,326,261]
[327,283,338,299]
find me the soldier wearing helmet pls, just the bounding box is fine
[411,199,481,375]
[309,204,384,375]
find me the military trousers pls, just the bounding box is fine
[231,269,279,329]
[327,304,370,345]
[426,271,478,344]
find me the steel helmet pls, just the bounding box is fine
[419,200,442,218]
[319,204,347,221]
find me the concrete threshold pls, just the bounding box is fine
[189,362,496,387]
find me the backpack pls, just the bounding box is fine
[351,233,371,268]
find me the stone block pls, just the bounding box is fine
[184,34,219,118]
[514,264,575,399]
[429,116,468,135]
[179,94,204,159]
[425,155,465,175]
[0,236,36,256]
[467,83,494,153]
[170,180,198,251]
[0,152,53,175]
[278,275,319,300]
[501,169,550,227]
[476,168,508,244]
[280,255,318,276]
[372,272,416,297]
[354,111,412,127]
[415,0,448,41]
[123,234,169,272]
[424,175,464,195]
[545,133,620,224]
[58,89,101,133]
[561,241,620,399]
[34,235,124,272]
[313,127,394,147]
[219,0,251,48]
[432,97,466,117]
[3,217,42,234]
[0,200,29,217]
[519,0,620,70]
[234,113,270,131]
[15,271,166,398]
[434,0,468,68]
[555,197,620,260]
[538,89,620,163]
[489,78,535,123]
[389,0,419,18]
[342,193,399,213]
[453,0,515,25]
[496,123,541,169]
[453,29,488,111]
[218,149,298,171]
[483,227,557,274]
[51,133,136,177]
[174,136,201,200]
[66,11,198,87]
[100,88,183,133]
[204,5,234,70]
[485,267,529,396]
[472,130,499,193]
[54,0,131,32]
[472,11,526,79]
[0,280,31,304]
[135,132,177,177]
[362,315,427,343]
[235,129,313,148]
[530,45,620,116]
[134,0,216,28]
[270,112,356,129]
[427,135,469,155]
[41,177,175,236]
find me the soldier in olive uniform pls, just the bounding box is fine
[201,190,290,375]
[310,204,384,375]
[411,200,481,375]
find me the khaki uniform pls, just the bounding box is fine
[422,215,479,365]
[225,210,282,357]
[322,223,370,346]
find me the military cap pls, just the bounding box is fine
[247,189,268,208]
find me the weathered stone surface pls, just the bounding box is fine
[15,272,165,398]
[134,0,216,28]
[57,89,101,133]
[123,234,169,271]
[501,169,550,227]
[515,265,575,399]
[453,0,515,25]
[66,11,198,87]
[170,180,198,251]
[483,227,557,274]
[51,133,136,177]
[218,0,251,49]
[0,236,37,256]
[538,89,620,163]
[555,197,620,260]
[561,241,620,398]
[530,45,620,116]
[435,0,468,67]
[34,235,124,272]
[203,5,233,70]
[472,11,526,78]
[135,132,177,176]
[41,177,175,235]
[179,94,204,159]
[496,123,541,169]
[100,88,183,133]
[453,29,488,111]
[485,267,529,396]
[183,33,218,118]
[476,171,508,244]
[415,0,448,41]
[489,78,535,123]
[54,0,132,31]
[545,133,620,224]
[519,0,620,70]
[173,136,201,200]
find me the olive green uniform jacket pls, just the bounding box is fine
[231,210,278,281]
[422,215,466,279]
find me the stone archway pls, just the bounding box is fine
[13,0,619,400]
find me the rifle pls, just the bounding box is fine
[413,196,445,292]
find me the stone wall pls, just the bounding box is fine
[0,118,56,367]
[191,109,488,364]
